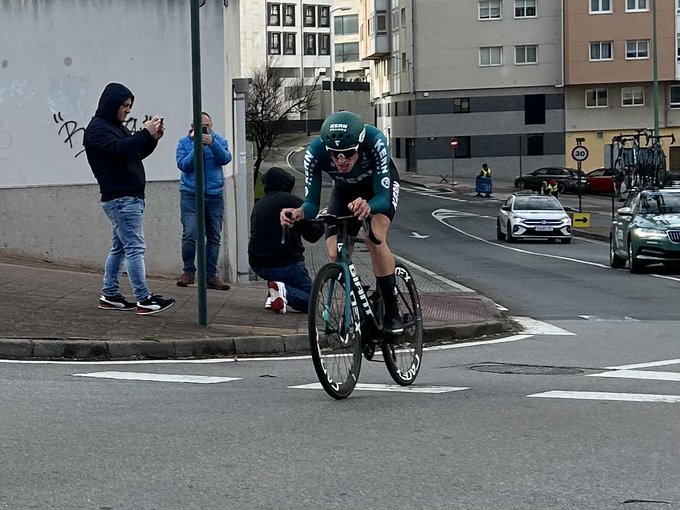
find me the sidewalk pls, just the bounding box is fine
[0,240,513,360]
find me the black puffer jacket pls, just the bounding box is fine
[248,167,324,269]
[83,82,158,202]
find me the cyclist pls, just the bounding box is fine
[280,111,403,335]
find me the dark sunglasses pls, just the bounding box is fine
[326,144,359,159]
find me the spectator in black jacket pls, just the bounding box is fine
[248,167,323,314]
[83,82,174,315]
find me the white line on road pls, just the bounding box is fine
[587,369,680,382]
[290,382,469,394]
[528,390,680,403]
[607,358,680,370]
[425,334,533,350]
[72,371,242,384]
[393,253,475,292]
[509,316,576,336]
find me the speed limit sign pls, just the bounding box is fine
[571,145,589,162]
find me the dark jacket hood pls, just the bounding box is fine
[95,82,134,124]
[263,167,295,193]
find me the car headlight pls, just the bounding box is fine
[632,227,667,239]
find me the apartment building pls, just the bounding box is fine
[241,0,366,121]
[360,0,566,180]
[564,0,680,171]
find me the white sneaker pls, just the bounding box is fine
[267,281,287,314]
[264,295,272,309]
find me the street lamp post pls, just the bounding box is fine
[329,6,350,114]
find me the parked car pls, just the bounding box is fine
[514,167,588,194]
[586,167,618,194]
[497,192,572,243]
[610,187,680,272]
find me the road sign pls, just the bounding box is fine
[571,212,590,228]
[571,145,589,162]
[450,137,458,149]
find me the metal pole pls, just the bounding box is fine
[518,135,523,177]
[233,78,251,284]
[190,0,207,326]
[652,0,659,137]
[451,148,455,190]
[330,15,336,114]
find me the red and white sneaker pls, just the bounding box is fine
[267,281,287,314]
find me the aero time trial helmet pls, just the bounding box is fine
[319,111,366,150]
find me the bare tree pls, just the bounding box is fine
[246,57,319,187]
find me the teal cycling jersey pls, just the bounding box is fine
[301,124,393,220]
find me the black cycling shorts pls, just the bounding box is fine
[325,162,400,238]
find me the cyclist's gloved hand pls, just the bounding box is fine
[348,198,371,220]
[280,207,304,228]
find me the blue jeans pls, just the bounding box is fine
[251,261,313,313]
[180,191,224,278]
[101,197,150,301]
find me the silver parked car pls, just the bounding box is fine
[497,193,572,243]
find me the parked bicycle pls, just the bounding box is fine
[307,213,423,399]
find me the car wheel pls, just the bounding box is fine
[628,239,645,273]
[506,221,515,243]
[516,180,525,190]
[560,237,572,244]
[496,219,506,240]
[609,236,626,268]
[557,182,566,194]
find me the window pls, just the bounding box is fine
[336,42,359,63]
[525,94,545,124]
[515,0,536,17]
[335,15,359,36]
[453,98,470,113]
[318,33,330,55]
[401,7,406,26]
[401,52,407,71]
[318,5,329,27]
[527,134,544,156]
[626,0,648,11]
[267,32,281,55]
[590,0,612,13]
[304,33,316,55]
[480,46,502,66]
[479,0,501,19]
[590,41,613,60]
[670,85,680,108]
[626,40,649,59]
[515,45,538,64]
[376,10,387,34]
[283,4,295,26]
[303,5,315,27]
[284,32,295,55]
[622,86,645,106]
[268,3,280,26]
[586,88,608,107]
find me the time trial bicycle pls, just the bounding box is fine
[307,213,423,399]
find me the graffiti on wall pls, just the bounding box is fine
[53,113,153,159]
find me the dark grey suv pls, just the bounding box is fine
[514,167,588,194]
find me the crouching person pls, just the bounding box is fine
[248,167,324,314]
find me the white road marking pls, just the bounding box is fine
[528,390,680,403]
[509,316,576,336]
[425,334,533,350]
[72,371,241,384]
[587,369,680,382]
[579,315,639,321]
[410,231,430,239]
[290,382,468,393]
[393,253,475,292]
[607,358,680,370]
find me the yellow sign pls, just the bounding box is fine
[571,212,590,228]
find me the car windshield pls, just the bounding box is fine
[513,197,562,211]
[639,192,680,214]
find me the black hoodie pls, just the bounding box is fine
[83,82,158,202]
[248,167,324,269]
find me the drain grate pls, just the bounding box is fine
[469,362,585,376]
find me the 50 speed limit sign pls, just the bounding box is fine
[571,146,589,162]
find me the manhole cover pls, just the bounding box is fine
[469,362,584,376]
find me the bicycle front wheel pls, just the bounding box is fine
[308,263,362,399]
[381,264,424,386]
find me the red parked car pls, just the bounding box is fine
[585,167,617,194]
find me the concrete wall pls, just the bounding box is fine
[0,0,242,278]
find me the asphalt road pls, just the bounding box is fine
[2,184,680,509]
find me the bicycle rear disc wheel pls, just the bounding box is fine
[308,263,362,399]
[381,264,423,386]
